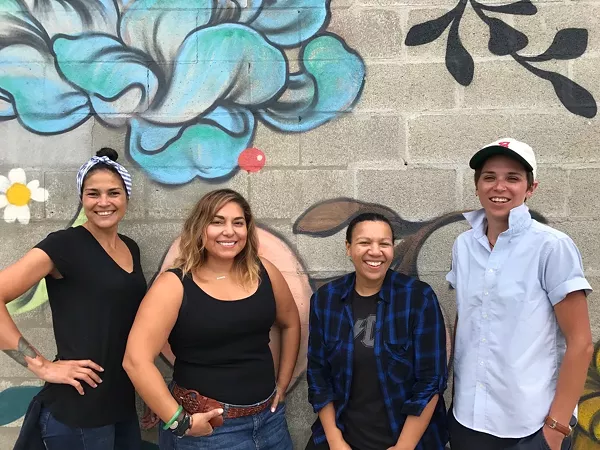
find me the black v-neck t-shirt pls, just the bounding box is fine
[34,226,147,427]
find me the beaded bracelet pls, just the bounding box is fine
[163,405,184,430]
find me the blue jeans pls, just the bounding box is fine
[39,407,141,450]
[159,402,292,450]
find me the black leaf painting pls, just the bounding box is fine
[405,0,597,118]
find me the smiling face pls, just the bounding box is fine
[476,155,537,221]
[204,201,248,261]
[81,169,127,229]
[346,220,394,284]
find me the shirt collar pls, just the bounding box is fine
[340,270,392,303]
[463,203,532,238]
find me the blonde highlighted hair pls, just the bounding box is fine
[173,189,261,287]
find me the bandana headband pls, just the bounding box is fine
[76,156,132,198]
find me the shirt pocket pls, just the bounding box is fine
[384,338,413,384]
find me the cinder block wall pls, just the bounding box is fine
[1,1,599,449]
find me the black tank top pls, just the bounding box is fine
[167,264,276,405]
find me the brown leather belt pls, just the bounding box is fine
[171,383,274,426]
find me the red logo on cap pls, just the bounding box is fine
[498,141,511,148]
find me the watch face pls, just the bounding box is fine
[170,420,179,430]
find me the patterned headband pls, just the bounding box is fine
[76,156,132,198]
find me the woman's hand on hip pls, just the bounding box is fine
[30,358,104,395]
[185,408,224,437]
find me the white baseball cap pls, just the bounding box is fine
[469,138,537,180]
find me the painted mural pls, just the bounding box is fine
[406,0,597,118]
[0,0,364,183]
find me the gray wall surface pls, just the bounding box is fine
[1,0,599,449]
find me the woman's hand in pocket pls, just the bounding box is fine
[186,409,224,437]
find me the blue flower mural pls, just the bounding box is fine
[0,0,365,183]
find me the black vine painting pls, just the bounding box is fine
[405,0,597,118]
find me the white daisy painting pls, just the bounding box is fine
[0,169,49,225]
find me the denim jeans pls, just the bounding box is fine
[159,402,292,450]
[39,407,141,450]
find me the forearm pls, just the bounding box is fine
[275,325,300,392]
[0,303,47,372]
[123,356,180,423]
[395,395,438,449]
[318,402,344,444]
[548,342,593,425]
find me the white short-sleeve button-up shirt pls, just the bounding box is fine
[446,204,592,438]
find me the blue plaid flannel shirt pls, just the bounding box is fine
[307,270,448,449]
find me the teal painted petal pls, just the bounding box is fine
[129,106,255,183]
[0,1,48,56]
[53,34,158,118]
[238,0,263,23]
[0,45,91,134]
[0,386,42,426]
[259,33,365,132]
[120,0,212,70]
[22,0,119,37]
[146,24,285,124]
[247,0,327,47]
[0,92,15,118]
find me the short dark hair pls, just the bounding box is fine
[345,212,395,243]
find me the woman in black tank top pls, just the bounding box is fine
[124,189,300,450]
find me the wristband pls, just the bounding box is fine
[163,405,184,430]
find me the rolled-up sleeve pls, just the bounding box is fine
[306,291,334,413]
[445,241,457,289]
[400,288,448,416]
[543,237,592,306]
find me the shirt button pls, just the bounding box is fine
[481,338,486,343]
[480,361,484,366]
[482,312,488,318]
[484,291,489,296]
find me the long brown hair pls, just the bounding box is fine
[173,189,261,287]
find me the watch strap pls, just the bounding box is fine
[544,416,572,436]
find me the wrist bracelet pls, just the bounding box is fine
[163,405,184,430]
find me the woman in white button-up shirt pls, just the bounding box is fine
[446,138,593,450]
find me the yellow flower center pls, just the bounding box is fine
[6,183,31,206]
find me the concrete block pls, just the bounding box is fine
[146,172,248,220]
[510,113,600,164]
[1,120,93,168]
[90,119,128,156]
[568,169,600,219]
[296,170,354,219]
[357,168,458,221]
[463,61,564,110]
[297,231,354,272]
[252,126,300,167]
[119,222,185,274]
[301,113,405,165]
[285,373,316,449]
[417,221,470,273]
[408,113,511,164]
[0,427,19,450]
[526,168,568,218]
[514,4,600,57]
[361,0,454,5]
[572,57,600,109]
[0,222,60,269]
[0,379,45,427]
[250,170,301,219]
[418,271,457,330]
[550,220,600,274]
[327,8,403,60]
[42,171,80,221]
[357,63,457,112]
[0,328,56,378]
[11,302,52,329]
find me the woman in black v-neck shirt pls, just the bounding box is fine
[1,149,146,450]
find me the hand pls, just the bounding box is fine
[185,408,224,437]
[30,358,103,395]
[542,426,564,450]
[270,387,286,412]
